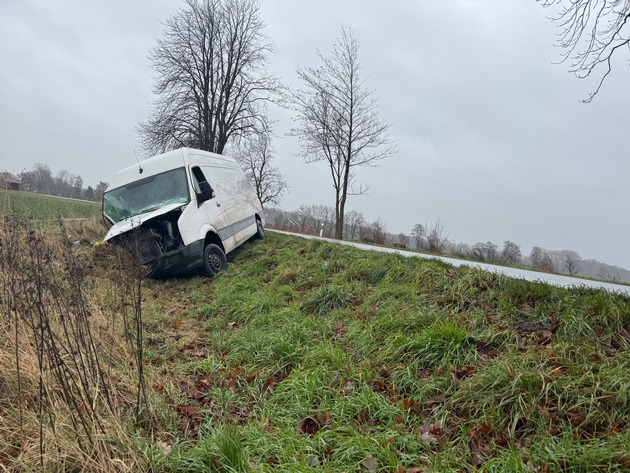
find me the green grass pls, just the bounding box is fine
[134,232,630,472]
[0,189,100,219]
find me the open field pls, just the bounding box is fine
[1,216,629,472]
[0,189,101,219]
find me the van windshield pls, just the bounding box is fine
[103,167,190,224]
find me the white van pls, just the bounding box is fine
[102,147,265,277]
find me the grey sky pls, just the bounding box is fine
[1,0,629,269]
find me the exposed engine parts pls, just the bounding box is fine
[110,211,183,265]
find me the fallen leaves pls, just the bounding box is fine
[297,411,332,436]
[297,417,319,436]
[182,339,209,359]
[420,423,448,446]
[361,453,378,472]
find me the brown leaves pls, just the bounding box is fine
[355,410,381,428]
[263,364,293,390]
[182,339,209,359]
[616,454,630,468]
[467,424,510,468]
[511,318,560,347]
[567,411,587,427]
[468,426,491,468]
[405,393,449,419]
[475,340,498,360]
[451,365,476,382]
[361,453,378,472]
[297,411,331,436]
[420,423,449,446]
[173,403,202,435]
[333,321,348,339]
[606,420,627,437]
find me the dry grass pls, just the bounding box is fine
[0,217,147,472]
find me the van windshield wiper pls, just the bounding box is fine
[139,206,161,215]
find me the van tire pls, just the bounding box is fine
[203,243,227,276]
[255,219,265,240]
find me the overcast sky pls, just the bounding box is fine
[1,0,629,269]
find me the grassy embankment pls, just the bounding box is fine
[0,189,100,219]
[1,190,629,472]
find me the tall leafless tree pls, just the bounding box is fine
[471,241,500,263]
[538,0,630,102]
[343,209,365,240]
[561,250,582,275]
[138,0,278,155]
[529,246,557,272]
[366,217,388,245]
[500,240,522,266]
[291,26,396,239]
[232,131,288,208]
[411,224,426,250]
[425,218,449,254]
[20,163,53,195]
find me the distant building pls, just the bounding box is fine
[0,172,21,191]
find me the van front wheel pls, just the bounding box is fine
[203,243,227,276]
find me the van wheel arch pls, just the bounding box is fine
[203,233,227,276]
[204,232,225,253]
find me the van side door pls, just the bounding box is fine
[189,165,235,252]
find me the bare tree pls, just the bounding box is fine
[411,224,426,250]
[598,267,621,282]
[529,246,556,272]
[500,241,522,266]
[425,218,449,254]
[21,163,53,194]
[395,233,409,248]
[529,246,545,269]
[471,241,500,263]
[450,242,472,258]
[53,169,74,197]
[560,250,582,275]
[72,175,83,199]
[291,204,335,236]
[343,209,365,240]
[94,181,109,203]
[291,26,396,239]
[538,1,630,102]
[232,131,288,208]
[139,0,278,155]
[364,217,387,245]
[312,205,336,237]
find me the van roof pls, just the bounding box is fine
[106,148,235,192]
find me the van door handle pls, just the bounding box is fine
[216,202,221,207]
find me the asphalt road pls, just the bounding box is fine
[271,230,630,297]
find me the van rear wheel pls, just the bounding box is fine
[203,243,227,276]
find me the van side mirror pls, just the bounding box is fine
[198,181,215,202]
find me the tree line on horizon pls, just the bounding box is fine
[3,163,108,202]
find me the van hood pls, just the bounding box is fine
[104,202,187,242]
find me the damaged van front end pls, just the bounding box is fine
[103,203,205,277]
[102,166,205,277]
